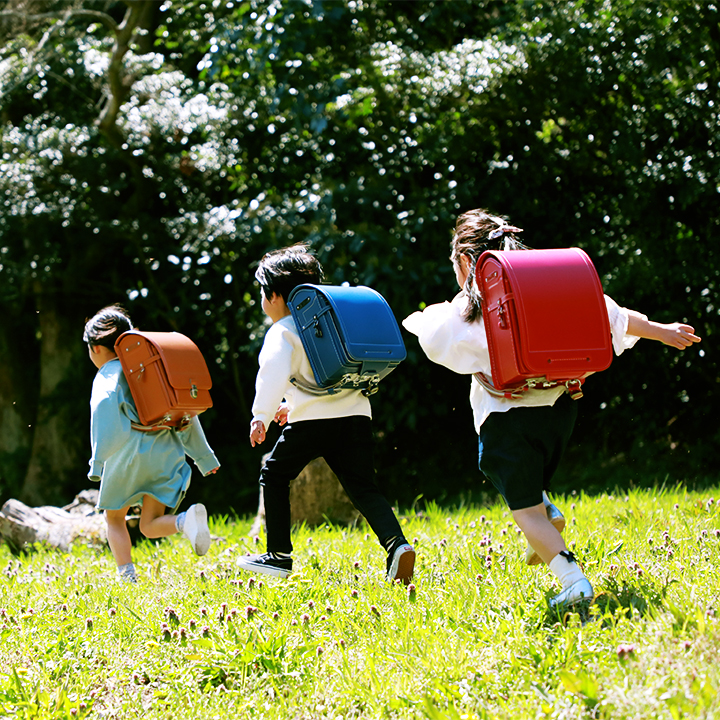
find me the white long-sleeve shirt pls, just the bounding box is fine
[251,315,371,428]
[403,293,645,432]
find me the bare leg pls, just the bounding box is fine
[138,495,178,539]
[513,502,592,607]
[105,507,132,567]
[512,502,566,565]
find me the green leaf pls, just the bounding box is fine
[558,669,582,695]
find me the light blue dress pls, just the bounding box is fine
[88,359,219,511]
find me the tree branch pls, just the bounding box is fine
[96,1,145,146]
[0,9,118,34]
[4,2,146,158]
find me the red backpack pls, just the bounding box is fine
[475,248,612,400]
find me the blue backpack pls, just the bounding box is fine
[287,284,406,396]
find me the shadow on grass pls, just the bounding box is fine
[594,577,665,615]
[539,576,670,628]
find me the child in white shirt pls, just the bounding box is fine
[404,208,700,609]
[239,244,415,584]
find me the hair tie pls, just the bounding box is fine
[488,225,523,241]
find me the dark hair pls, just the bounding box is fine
[450,208,527,322]
[83,305,133,349]
[254,243,323,302]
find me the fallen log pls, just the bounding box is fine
[0,489,107,552]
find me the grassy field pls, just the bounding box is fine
[1,486,719,719]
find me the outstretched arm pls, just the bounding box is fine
[627,314,701,350]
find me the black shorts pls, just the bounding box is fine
[478,394,578,511]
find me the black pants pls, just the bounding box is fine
[260,415,404,554]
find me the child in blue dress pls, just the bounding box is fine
[404,209,701,609]
[84,305,220,582]
[238,244,415,584]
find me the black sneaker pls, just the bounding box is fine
[237,552,292,578]
[386,543,415,585]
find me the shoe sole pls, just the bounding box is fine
[552,595,593,610]
[236,558,291,579]
[525,511,566,566]
[525,546,544,566]
[191,504,211,556]
[387,546,415,585]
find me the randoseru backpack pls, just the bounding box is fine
[114,330,213,429]
[287,284,406,396]
[474,247,613,400]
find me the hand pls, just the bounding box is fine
[659,323,701,350]
[273,403,289,427]
[250,420,266,447]
[205,466,219,476]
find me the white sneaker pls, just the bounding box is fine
[525,502,566,566]
[549,578,594,609]
[183,504,211,556]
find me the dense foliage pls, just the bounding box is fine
[0,0,716,511]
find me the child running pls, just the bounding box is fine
[238,244,415,583]
[403,209,700,609]
[84,305,220,582]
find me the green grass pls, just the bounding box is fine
[1,486,719,719]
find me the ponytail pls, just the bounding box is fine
[450,209,527,323]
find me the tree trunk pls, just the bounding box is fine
[250,457,360,537]
[20,283,89,506]
[0,299,39,502]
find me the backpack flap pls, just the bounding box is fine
[141,331,213,401]
[501,248,612,380]
[477,248,612,393]
[314,285,407,371]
